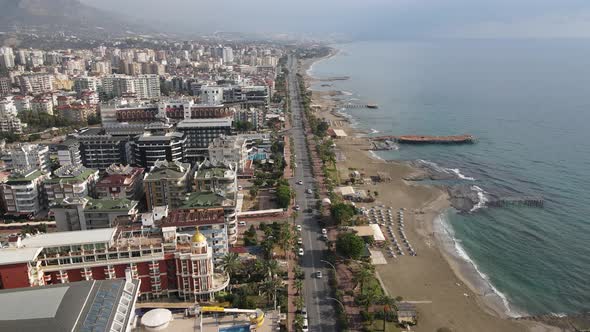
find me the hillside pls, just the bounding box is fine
[0,0,152,36]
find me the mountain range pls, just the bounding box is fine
[0,0,154,36]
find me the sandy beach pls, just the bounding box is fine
[299,54,560,332]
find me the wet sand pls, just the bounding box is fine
[299,55,560,332]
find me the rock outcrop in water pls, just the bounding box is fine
[447,184,480,212]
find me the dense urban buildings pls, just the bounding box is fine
[0,39,286,313]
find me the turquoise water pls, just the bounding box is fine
[309,40,590,316]
[219,324,250,332]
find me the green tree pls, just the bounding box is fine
[336,233,365,259]
[294,279,303,295]
[353,266,373,295]
[276,184,292,208]
[220,252,241,276]
[331,203,356,225]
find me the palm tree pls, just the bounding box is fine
[220,252,241,290]
[261,278,283,309]
[278,223,293,258]
[261,259,281,281]
[294,279,303,295]
[353,266,374,296]
[295,295,305,311]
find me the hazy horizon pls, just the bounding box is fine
[82,0,590,39]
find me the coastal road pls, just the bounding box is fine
[286,54,336,331]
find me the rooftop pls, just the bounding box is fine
[0,279,139,332]
[20,228,117,248]
[145,160,191,181]
[0,247,43,264]
[7,170,46,183]
[181,192,229,208]
[85,197,138,212]
[45,166,97,184]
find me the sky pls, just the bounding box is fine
[82,0,590,39]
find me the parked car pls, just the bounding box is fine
[298,248,304,256]
[316,271,323,278]
[297,180,303,185]
[296,225,302,232]
[238,221,247,227]
[321,228,327,235]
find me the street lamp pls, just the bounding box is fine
[326,297,345,311]
[320,259,336,273]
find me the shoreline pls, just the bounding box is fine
[300,49,559,332]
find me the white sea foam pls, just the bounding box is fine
[449,168,475,181]
[369,128,380,134]
[435,213,522,318]
[470,185,489,212]
[417,160,476,181]
[368,150,385,161]
[342,90,353,96]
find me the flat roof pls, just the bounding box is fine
[0,279,140,332]
[0,247,43,264]
[332,129,348,137]
[177,118,232,128]
[20,228,117,248]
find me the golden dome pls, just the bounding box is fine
[191,230,207,244]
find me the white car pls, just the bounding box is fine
[297,180,303,185]
[297,237,303,245]
[321,228,327,235]
[296,225,302,232]
[238,221,247,227]
[316,271,323,278]
[306,189,313,194]
[237,185,243,190]
[302,319,309,332]
[301,307,308,319]
[298,248,304,256]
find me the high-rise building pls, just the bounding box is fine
[74,128,132,171]
[207,135,248,171]
[44,165,99,207]
[131,123,186,168]
[144,160,192,211]
[18,73,54,95]
[1,169,49,216]
[176,117,233,161]
[74,76,101,96]
[0,47,15,70]
[56,139,82,167]
[31,96,54,115]
[222,46,234,64]
[51,196,139,231]
[7,144,50,173]
[100,74,160,100]
[95,164,145,201]
[0,77,10,96]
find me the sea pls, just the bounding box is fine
[308,39,590,316]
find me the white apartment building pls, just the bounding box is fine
[31,97,54,115]
[100,74,160,99]
[1,169,49,216]
[207,135,248,171]
[18,73,54,95]
[0,47,15,70]
[8,144,50,173]
[200,86,226,105]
